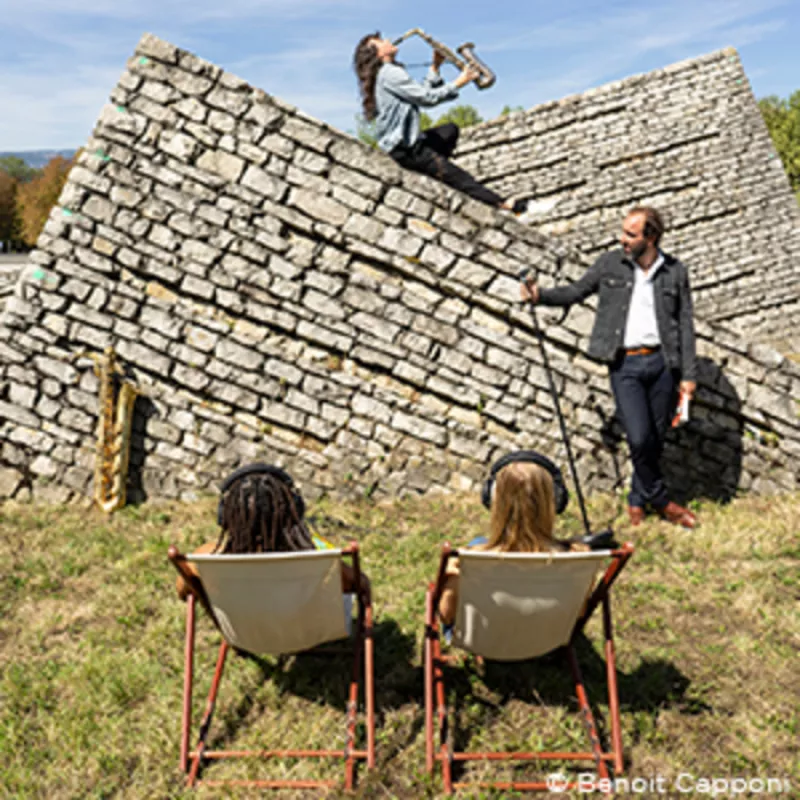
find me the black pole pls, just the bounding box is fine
[520,271,592,537]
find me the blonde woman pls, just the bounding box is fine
[439,459,585,624]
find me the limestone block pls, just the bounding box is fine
[287,188,348,227]
[137,33,179,64]
[747,342,784,369]
[58,407,94,434]
[215,338,263,371]
[448,435,491,462]
[303,290,346,320]
[342,213,385,245]
[81,195,115,225]
[241,164,285,200]
[418,244,455,274]
[305,271,344,296]
[349,346,393,371]
[116,340,171,376]
[747,383,795,421]
[170,363,209,391]
[180,239,219,266]
[305,417,340,442]
[260,401,307,430]
[171,71,213,96]
[281,116,332,153]
[33,356,78,385]
[392,361,428,387]
[244,100,284,132]
[391,411,447,446]
[206,86,250,118]
[449,258,493,289]
[30,455,59,478]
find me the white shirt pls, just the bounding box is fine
[623,252,664,349]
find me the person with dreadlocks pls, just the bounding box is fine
[353,32,527,213]
[175,465,370,600]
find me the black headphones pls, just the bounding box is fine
[481,450,569,515]
[217,463,306,527]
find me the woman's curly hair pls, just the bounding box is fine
[353,32,382,121]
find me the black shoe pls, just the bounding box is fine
[511,198,528,214]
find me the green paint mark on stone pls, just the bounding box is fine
[116,106,127,113]
[94,149,111,162]
[62,208,74,217]
[138,56,150,66]
[736,79,743,85]
[32,268,46,281]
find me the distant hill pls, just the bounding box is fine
[0,149,76,170]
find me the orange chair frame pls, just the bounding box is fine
[168,543,375,791]
[424,542,634,794]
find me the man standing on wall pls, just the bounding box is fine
[521,207,698,529]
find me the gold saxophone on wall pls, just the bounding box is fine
[392,28,496,90]
[90,346,140,513]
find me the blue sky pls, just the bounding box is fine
[1,0,797,151]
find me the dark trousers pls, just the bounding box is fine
[609,350,677,509]
[390,123,505,208]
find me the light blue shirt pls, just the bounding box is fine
[374,62,460,153]
[623,251,665,348]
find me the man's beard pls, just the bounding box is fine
[629,240,648,261]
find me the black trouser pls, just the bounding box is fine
[390,123,504,208]
[609,349,677,509]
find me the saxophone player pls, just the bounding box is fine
[353,32,527,214]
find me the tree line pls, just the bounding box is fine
[0,155,74,252]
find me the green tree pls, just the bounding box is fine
[759,91,800,201]
[499,104,525,116]
[420,111,435,131]
[354,114,378,149]
[0,156,39,183]
[430,104,483,129]
[0,170,21,248]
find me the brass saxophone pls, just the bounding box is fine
[91,346,139,512]
[392,28,496,90]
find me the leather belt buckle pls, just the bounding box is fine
[625,346,658,356]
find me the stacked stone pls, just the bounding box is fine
[456,48,800,350]
[1,34,798,505]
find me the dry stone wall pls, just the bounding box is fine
[1,34,799,506]
[456,49,800,351]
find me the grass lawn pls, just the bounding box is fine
[1,491,798,798]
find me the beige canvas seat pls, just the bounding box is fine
[424,542,634,794]
[169,544,375,791]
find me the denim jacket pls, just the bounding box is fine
[539,248,697,381]
[374,63,459,153]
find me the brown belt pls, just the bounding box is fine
[625,346,660,356]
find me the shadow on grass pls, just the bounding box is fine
[208,617,420,752]
[438,632,708,780]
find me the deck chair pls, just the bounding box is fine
[424,542,634,794]
[168,543,375,791]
